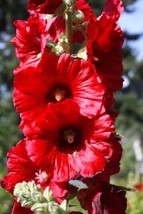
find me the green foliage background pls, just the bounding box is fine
[0,0,143,213]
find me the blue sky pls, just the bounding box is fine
[118,0,143,61]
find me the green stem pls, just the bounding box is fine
[65,1,73,53]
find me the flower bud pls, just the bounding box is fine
[21,191,31,199]
[59,200,67,211]
[14,182,27,197]
[14,182,31,202]
[21,200,33,207]
[72,10,84,24]
[43,186,54,202]
[31,202,48,213]
[47,201,59,213]
[14,181,43,208]
[64,0,72,6]
[29,180,41,192]
[31,191,43,202]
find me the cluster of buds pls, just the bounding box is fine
[14,181,68,213]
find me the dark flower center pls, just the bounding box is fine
[48,84,72,103]
[59,126,82,152]
[63,128,78,144]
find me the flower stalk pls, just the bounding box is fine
[64,0,74,53]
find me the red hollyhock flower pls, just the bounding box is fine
[13,53,106,125]
[11,16,51,66]
[18,100,115,182]
[11,15,65,67]
[1,139,67,201]
[86,0,124,91]
[78,182,127,214]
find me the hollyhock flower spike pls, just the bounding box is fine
[1,0,127,213]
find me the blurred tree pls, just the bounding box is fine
[0,0,143,213]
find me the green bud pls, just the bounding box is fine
[28,180,40,192]
[63,0,72,6]
[47,201,59,213]
[43,186,54,202]
[21,191,31,199]
[31,202,48,213]
[14,183,25,196]
[14,181,44,208]
[72,10,84,24]
[21,200,33,207]
[14,182,31,203]
[31,191,43,202]
[59,200,67,211]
